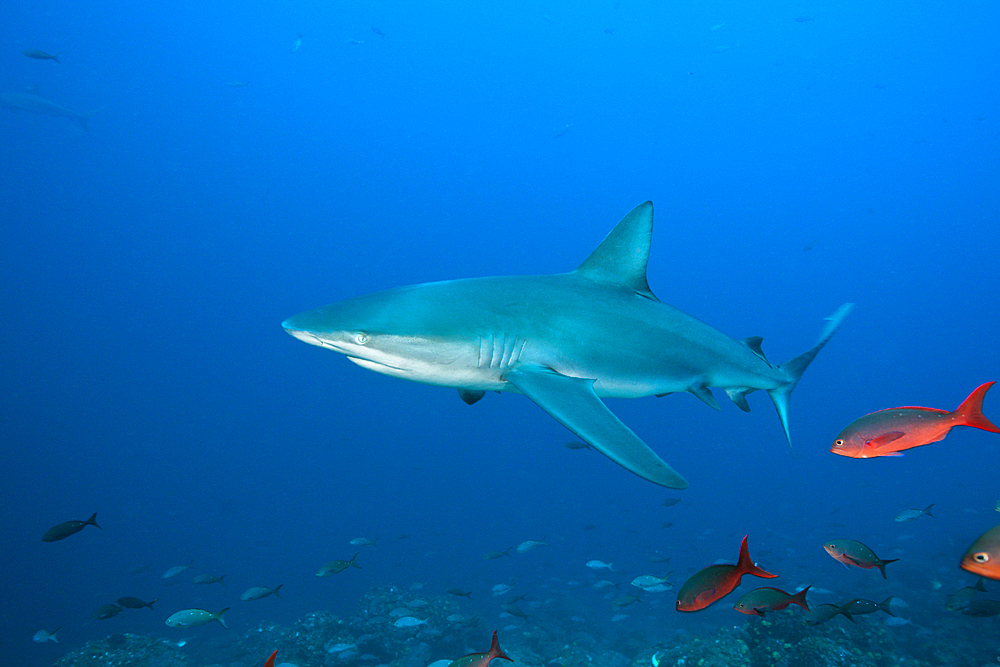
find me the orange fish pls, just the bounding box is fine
[824,539,898,578]
[676,535,777,612]
[447,631,512,667]
[733,586,810,615]
[960,524,1000,581]
[831,382,999,458]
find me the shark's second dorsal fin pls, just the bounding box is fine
[575,201,658,301]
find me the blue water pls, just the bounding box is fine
[2,1,998,665]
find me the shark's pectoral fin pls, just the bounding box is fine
[458,389,486,405]
[505,365,688,489]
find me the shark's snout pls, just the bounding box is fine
[281,319,321,345]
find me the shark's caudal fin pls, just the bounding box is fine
[506,364,688,489]
[574,201,659,301]
[768,303,855,452]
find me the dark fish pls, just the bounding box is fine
[447,631,511,667]
[734,586,810,616]
[93,604,123,619]
[448,588,473,598]
[839,596,894,616]
[316,552,361,576]
[483,548,512,560]
[23,49,60,63]
[117,597,156,610]
[795,16,814,22]
[962,599,1000,617]
[676,536,777,612]
[612,594,641,608]
[371,26,385,38]
[960,524,1000,580]
[946,577,988,611]
[501,603,530,620]
[823,539,898,578]
[661,498,682,507]
[563,440,591,450]
[42,513,101,542]
[193,574,226,585]
[802,603,854,625]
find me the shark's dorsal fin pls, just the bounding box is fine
[575,201,658,301]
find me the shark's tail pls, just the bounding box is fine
[77,107,105,131]
[768,303,854,453]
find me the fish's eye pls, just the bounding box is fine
[974,552,990,564]
[834,439,844,447]
[354,333,368,345]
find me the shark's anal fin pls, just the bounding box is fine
[505,365,688,489]
[458,389,486,405]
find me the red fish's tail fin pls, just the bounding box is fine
[877,558,899,579]
[954,382,1000,433]
[488,631,513,662]
[790,586,811,611]
[736,536,778,579]
[264,651,277,667]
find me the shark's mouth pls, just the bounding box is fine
[347,356,410,374]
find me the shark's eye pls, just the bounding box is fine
[355,333,368,345]
[833,439,844,447]
[974,552,990,564]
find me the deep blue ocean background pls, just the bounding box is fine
[2,1,998,666]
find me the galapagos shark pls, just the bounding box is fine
[282,202,852,488]
[0,85,98,130]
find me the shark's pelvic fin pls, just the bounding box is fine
[574,201,658,302]
[505,364,688,489]
[688,383,721,410]
[768,302,856,452]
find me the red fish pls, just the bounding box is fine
[831,382,999,458]
[960,524,1000,581]
[823,539,898,578]
[676,536,777,612]
[447,631,512,667]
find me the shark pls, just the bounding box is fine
[282,202,852,488]
[0,85,98,130]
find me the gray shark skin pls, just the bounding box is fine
[283,202,852,488]
[0,86,96,130]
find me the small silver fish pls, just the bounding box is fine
[517,538,547,552]
[162,561,194,579]
[586,559,613,571]
[350,537,377,547]
[240,585,282,601]
[33,628,60,643]
[895,504,935,522]
[393,616,428,628]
